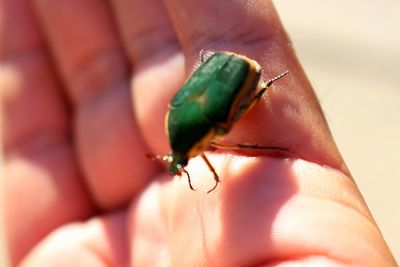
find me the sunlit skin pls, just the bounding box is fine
[0,0,396,266]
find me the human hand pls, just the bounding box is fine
[1,0,396,266]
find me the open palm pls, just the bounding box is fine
[1,0,395,266]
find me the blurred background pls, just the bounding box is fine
[1,0,399,265]
[275,0,400,263]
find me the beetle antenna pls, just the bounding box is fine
[254,70,289,102]
[264,70,289,88]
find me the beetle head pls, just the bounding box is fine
[165,152,188,176]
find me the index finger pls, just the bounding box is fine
[164,0,347,173]
[152,0,391,265]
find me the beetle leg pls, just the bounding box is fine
[177,165,195,191]
[200,49,206,62]
[211,141,288,151]
[183,168,195,191]
[201,152,220,193]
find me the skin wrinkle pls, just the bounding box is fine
[252,255,345,267]
[300,192,375,234]
[4,131,70,161]
[0,45,46,63]
[286,198,383,265]
[168,2,283,58]
[82,228,118,267]
[68,47,129,105]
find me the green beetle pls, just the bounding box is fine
[158,51,288,193]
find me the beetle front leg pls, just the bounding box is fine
[183,168,195,191]
[201,152,220,193]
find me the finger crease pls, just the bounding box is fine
[68,47,129,105]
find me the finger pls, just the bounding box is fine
[19,211,129,267]
[0,0,93,263]
[34,0,157,209]
[110,0,184,154]
[111,0,178,63]
[165,0,347,173]
[20,184,172,267]
[158,0,395,265]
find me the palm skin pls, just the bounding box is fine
[0,0,396,266]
